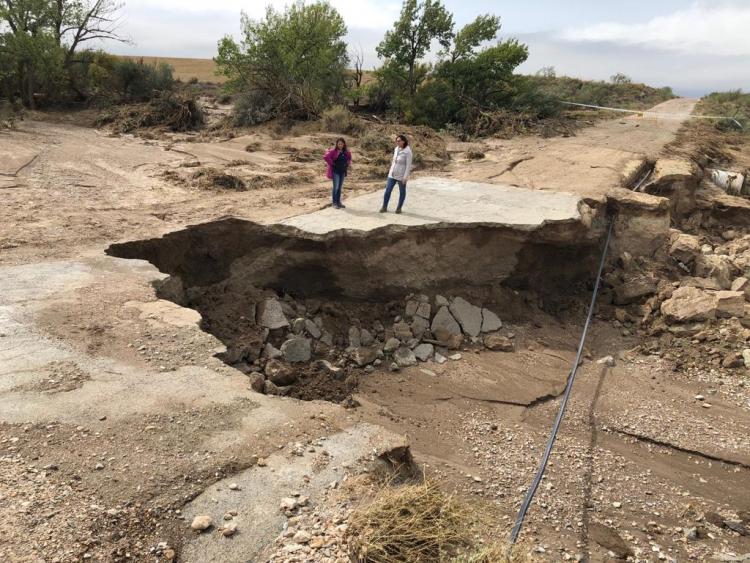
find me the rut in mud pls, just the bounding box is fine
[106,217,607,401]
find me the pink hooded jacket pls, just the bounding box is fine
[323,148,352,180]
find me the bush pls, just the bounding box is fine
[232,90,276,126]
[359,129,392,153]
[321,105,364,134]
[108,59,174,102]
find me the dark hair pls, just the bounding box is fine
[335,137,348,152]
[396,134,408,147]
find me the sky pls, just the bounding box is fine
[101,0,750,97]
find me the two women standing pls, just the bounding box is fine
[323,133,413,212]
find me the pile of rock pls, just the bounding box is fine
[231,293,513,396]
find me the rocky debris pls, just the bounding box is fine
[435,294,449,307]
[669,232,702,264]
[191,515,213,532]
[383,337,400,352]
[410,316,430,340]
[392,321,413,342]
[431,307,461,337]
[404,300,419,318]
[247,371,265,392]
[695,254,734,289]
[449,297,483,337]
[661,287,717,323]
[305,319,322,339]
[317,359,343,378]
[413,343,434,362]
[597,355,616,367]
[264,380,291,396]
[588,522,633,559]
[716,291,745,318]
[265,359,297,386]
[348,326,361,347]
[614,273,658,305]
[264,343,283,360]
[481,308,502,332]
[291,318,306,334]
[743,349,750,367]
[281,337,312,363]
[257,298,289,329]
[433,327,463,349]
[483,334,513,351]
[394,347,417,367]
[416,302,431,319]
[219,522,238,537]
[351,347,378,367]
[360,329,374,346]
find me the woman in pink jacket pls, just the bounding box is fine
[323,138,352,209]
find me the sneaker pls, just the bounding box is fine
[379,207,387,213]
[338,203,346,209]
[395,208,402,214]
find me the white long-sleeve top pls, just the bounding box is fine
[388,145,413,182]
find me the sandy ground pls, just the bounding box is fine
[2,100,750,562]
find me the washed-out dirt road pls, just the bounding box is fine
[2,99,749,562]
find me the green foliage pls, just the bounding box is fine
[320,105,364,135]
[216,1,349,122]
[0,0,127,108]
[232,90,276,126]
[526,74,674,110]
[610,72,632,85]
[700,90,750,132]
[376,0,454,95]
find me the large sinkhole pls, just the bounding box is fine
[107,217,604,402]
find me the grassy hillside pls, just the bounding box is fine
[122,56,224,83]
[526,75,675,111]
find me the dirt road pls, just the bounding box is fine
[2,100,749,562]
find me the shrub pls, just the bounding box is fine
[321,105,364,134]
[232,91,276,126]
[359,129,392,153]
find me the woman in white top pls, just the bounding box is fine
[379,134,413,214]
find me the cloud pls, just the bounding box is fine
[559,2,750,57]
[124,0,401,31]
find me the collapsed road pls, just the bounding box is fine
[1,98,749,562]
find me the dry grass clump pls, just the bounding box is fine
[347,480,472,563]
[466,149,485,160]
[453,544,532,563]
[96,93,204,133]
[191,168,246,191]
[321,105,366,135]
[245,141,262,152]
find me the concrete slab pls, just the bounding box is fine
[280,177,582,235]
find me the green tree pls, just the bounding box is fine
[216,1,348,121]
[376,0,453,95]
[0,0,126,107]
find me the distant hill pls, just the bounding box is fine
[122,56,224,84]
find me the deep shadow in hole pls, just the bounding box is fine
[107,217,603,402]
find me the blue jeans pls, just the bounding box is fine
[332,172,345,205]
[382,177,406,210]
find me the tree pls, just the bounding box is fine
[610,72,631,85]
[347,45,364,106]
[0,0,126,107]
[216,1,348,120]
[376,0,453,95]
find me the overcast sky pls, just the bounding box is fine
[102,0,750,97]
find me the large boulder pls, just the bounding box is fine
[731,277,750,301]
[393,321,413,342]
[715,290,745,318]
[433,327,463,349]
[256,298,289,330]
[695,254,734,289]
[265,359,297,386]
[660,286,716,323]
[484,334,514,351]
[351,347,378,367]
[413,343,434,362]
[481,309,502,333]
[394,347,417,367]
[614,273,658,305]
[280,337,311,363]
[383,337,401,352]
[669,232,701,265]
[410,316,430,340]
[431,306,461,337]
[449,297,483,337]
